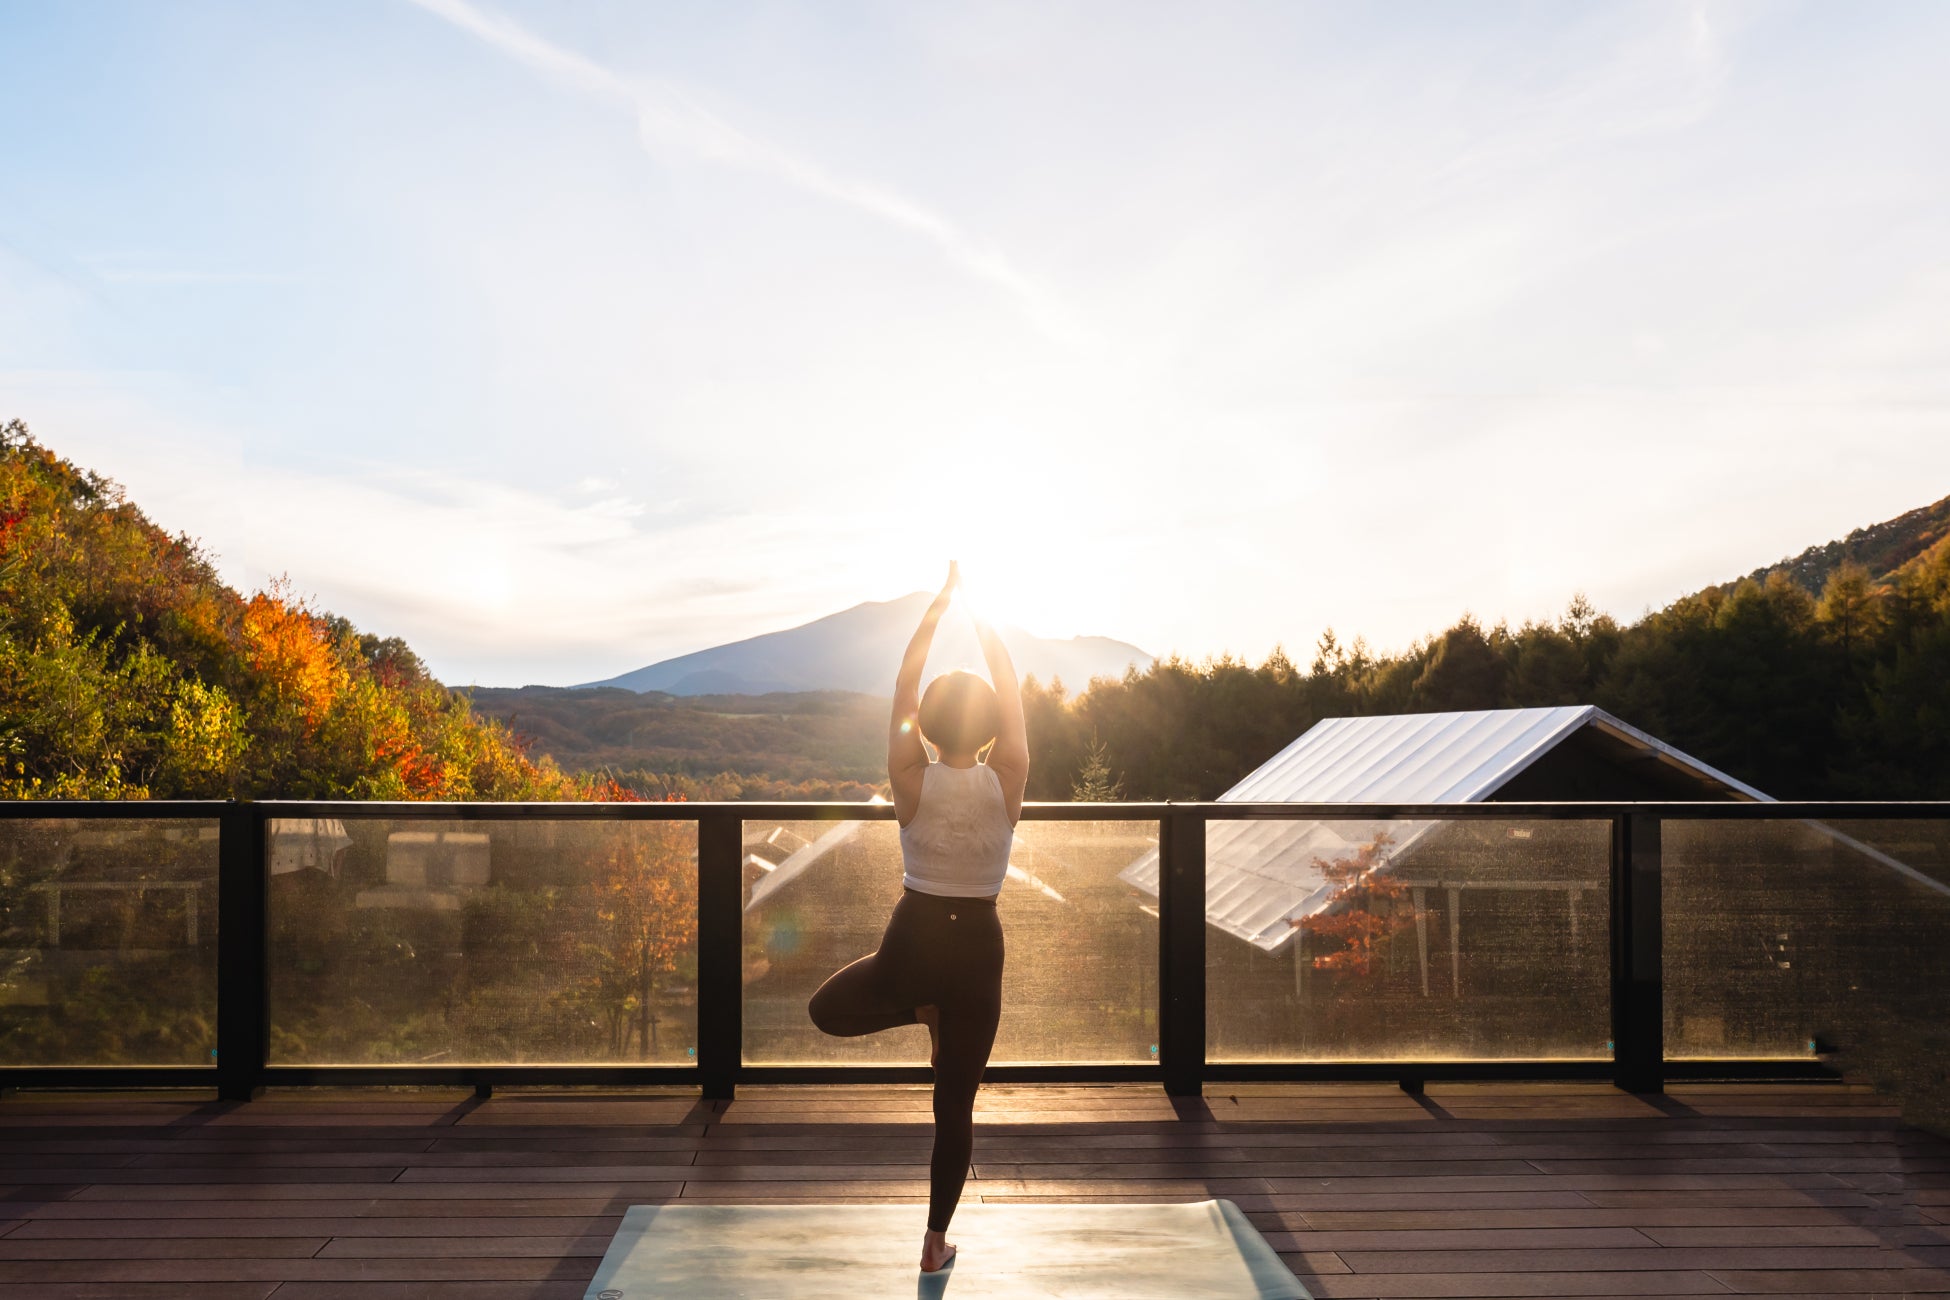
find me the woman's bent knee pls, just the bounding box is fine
[807,988,841,1036]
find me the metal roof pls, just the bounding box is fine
[1119,706,1773,954]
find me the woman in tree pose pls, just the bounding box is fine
[807,561,1029,1274]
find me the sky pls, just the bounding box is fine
[2,1,1948,687]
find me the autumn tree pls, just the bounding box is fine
[1297,832,1410,977]
[588,814,698,1059]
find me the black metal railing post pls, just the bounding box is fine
[217,800,267,1101]
[696,813,743,1100]
[1611,812,1665,1093]
[1158,810,1206,1097]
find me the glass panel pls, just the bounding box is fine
[1665,819,1950,1085]
[1203,817,1611,1062]
[0,817,219,1066]
[743,819,1158,1065]
[268,818,697,1066]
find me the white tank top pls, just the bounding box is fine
[900,762,1015,899]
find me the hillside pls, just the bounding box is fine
[0,423,598,801]
[1746,493,1950,593]
[459,686,885,797]
[579,592,1151,695]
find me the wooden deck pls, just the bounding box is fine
[0,1081,1946,1298]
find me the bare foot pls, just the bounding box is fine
[915,1004,940,1069]
[920,1228,957,1273]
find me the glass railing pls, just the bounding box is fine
[0,801,1944,1113]
[1192,817,1611,1063]
[743,818,1157,1066]
[1665,817,1950,1124]
[266,817,699,1067]
[0,815,219,1067]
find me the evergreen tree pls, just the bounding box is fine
[1069,733,1125,802]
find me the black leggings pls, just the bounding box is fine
[807,889,1004,1233]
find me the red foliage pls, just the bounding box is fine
[1296,831,1411,977]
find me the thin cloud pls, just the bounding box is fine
[402,0,1080,342]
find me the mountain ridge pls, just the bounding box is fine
[577,592,1153,695]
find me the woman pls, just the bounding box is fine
[807,561,1029,1274]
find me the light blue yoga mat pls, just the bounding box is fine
[584,1199,1311,1299]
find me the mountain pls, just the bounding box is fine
[578,593,1153,696]
[1746,493,1950,594]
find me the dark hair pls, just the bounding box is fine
[918,670,1000,755]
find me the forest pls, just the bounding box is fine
[1022,519,1950,801]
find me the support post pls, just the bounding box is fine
[216,801,266,1102]
[696,813,743,1101]
[1158,811,1206,1098]
[1447,885,1462,997]
[1611,814,1665,1093]
[1413,886,1429,998]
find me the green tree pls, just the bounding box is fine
[1070,732,1125,802]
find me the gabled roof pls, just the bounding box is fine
[1221,706,1769,805]
[1120,706,1771,953]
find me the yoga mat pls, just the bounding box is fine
[583,1199,1311,1299]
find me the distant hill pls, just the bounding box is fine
[1746,493,1950,594]
[579,593,1152,695]
[459,686,885,793]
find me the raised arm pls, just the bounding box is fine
[889,563,958,823]
[971,607,1029,823]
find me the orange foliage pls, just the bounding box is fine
[241,581,345,730]
[583,775,646,803]
[1297,832,1411,977]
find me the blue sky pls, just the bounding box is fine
[3,1,1948,686]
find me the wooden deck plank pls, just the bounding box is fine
[0,1237,329,1259]
[6,1216,616,1240]
[1335,1244,1950,1271]
[1705,1267,1950,1292]
[1297,1272,1734,1297]
[0,1286,278,1299]
[0,1081,1941,1299]
[265,1285,590,1299]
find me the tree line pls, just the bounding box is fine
[1028,545,1950,802]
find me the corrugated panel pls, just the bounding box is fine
[1219,707,1594,805]
[1119,706,1761,953]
